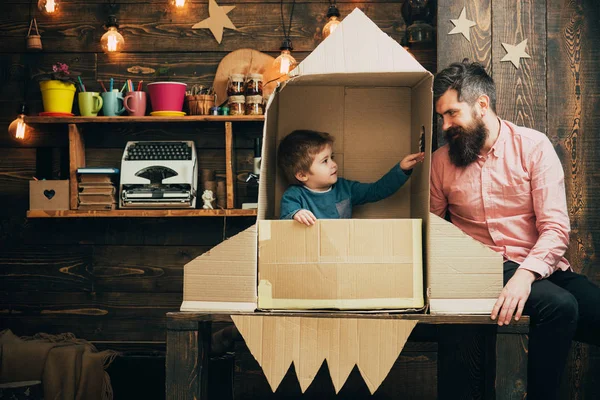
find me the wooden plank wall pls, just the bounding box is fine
[0,1,438,399]
[438,0,600,399]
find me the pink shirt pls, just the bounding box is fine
[430,119,571,279]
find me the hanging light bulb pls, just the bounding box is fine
[8,104,29,141]
[273,38,297,75]
[100,15,125,54]
[322,3,341,39]
[172,0,186,8]
[38,0,58,15]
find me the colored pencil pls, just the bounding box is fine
[77,76,86,92]
[99,80,107,92]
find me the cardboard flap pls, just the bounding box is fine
[181,225,257,310]
[232,315,417,394]
[293,8,425,77]
[427,213,503,313]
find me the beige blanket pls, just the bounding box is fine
[0,330,118,400]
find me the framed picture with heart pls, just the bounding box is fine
[29,180,69,210]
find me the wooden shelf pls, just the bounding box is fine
[24,115,264,124]
[27,208,258,218]
[26,117,262,218]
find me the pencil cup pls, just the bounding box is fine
[101,90,125,116]
[124,91,147,117]
[78,92,103,116]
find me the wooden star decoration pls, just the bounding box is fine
[448,7,476,42]
[501,39,531,69]
[192,0,237,44]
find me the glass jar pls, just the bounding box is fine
[228,95,246,116]
[227,74,245,97]
[245,95,263,115]
[245,73,263,96]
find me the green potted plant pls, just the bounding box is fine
[33,62,81,114]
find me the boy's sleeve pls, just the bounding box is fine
[280,187,303,219]
[348,163,411,206]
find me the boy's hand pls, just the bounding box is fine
[400,152,425,170]
[293,209,317,226]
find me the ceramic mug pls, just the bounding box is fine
[101,90,125,116]
[78,92,103,116]
[124,91,147,117]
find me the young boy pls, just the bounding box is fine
[278,129,425,226]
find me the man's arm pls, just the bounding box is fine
[430,151,448,217]
[492,135,570,325]
[519,136,570,279]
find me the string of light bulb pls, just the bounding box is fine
[100,0,125,54]
[273,0,297,75]
[322,0,341,39]
[38,0,58,15]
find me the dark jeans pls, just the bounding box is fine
[504,261,600,400]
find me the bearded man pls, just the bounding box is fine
[430,61,600,400]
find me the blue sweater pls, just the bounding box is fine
[280,163,411,219]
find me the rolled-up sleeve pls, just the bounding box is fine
[519,137,570,279]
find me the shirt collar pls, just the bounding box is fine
[303,185,332,193]
[489,118,507,159]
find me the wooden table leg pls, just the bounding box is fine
[495,326,528,400]
[166,319,212,399]
[438,325,492,399]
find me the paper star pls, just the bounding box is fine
[448,7,477,42]
[501,39,531,69]
[192,0,237,44]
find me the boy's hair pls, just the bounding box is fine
[277,130,334,184]
[433,60,497,113]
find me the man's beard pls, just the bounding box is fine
[444,116,488,167]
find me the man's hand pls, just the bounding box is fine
[491,269,537,325]
[400,152,425,170]
[293,209,317,226]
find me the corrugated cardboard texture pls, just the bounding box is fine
[258,219,423,310]
[427,213,503,314]
[232,315,418,394]
[181,225,257,311]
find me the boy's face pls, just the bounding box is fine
[296,144,338,191]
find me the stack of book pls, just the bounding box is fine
[77,167,119,211]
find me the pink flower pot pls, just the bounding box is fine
[147,82,187,112]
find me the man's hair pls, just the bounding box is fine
[277,129,334,184]
[433,60,497,113]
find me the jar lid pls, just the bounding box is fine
[247,73,263,80]
[228,95,246,103]
[230,74,245,81]
[246,95,263,103]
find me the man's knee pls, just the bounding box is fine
[547,291,579,325]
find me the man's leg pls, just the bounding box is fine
[547,269,600,346]
[504,262,578,400]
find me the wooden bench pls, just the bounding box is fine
[166,312,529,399]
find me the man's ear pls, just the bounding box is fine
[477,95,490,116]
[295,170,308,182]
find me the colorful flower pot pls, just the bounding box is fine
[39,80,76,113]
[147,82,187,112]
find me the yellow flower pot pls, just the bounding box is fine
[39,80,76,113]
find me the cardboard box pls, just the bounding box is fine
[258,219,423,310]
[182,8,503,315]
[29,180,69,210]
[182,9,504,394]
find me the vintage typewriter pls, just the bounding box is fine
[119,141,198,208]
